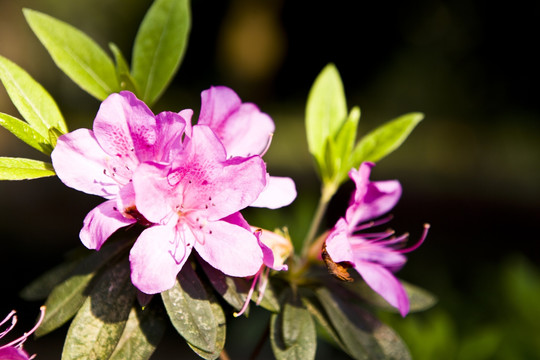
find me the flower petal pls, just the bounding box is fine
[0,347,31,360]
[129,224,193,294]
[79,200,136,250]
[52,129,119,198]
[93,91,155,165]
[153,110,187,162]
[354,261,409,317]
[346,163,402,225]
[199,86,275,157]
[250,175,297,209]
[324,218,354,264]
[194,220,263,277]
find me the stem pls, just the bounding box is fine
[300,183,336,258]
[219,349,231,360]
[249,325,270,360]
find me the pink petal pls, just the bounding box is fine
[354,261,409,317]
[52,129,119,198]
[324,218,354,264]
[129,224,194,294]
[0,347,31,360]
[346,163,402,226]
[153,110,187,162]
[93,91,155,165]
[199,86,275,157]
[250,175,297,209]
[79,200,136,250]
[194,220,263,277]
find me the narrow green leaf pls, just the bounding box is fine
[0,113,53,155]
[109,305,166,360]
[0,157,55,180]
[20,258,81,301]
[62,259,136,360]
[23,8,119,100]
[109,43,140,95]
[0,55,67,136]
[352,112,424,165]
[36,239,132,337]
[305,64,347,166]
[333,106,361,184]
[315,287,385,360]
[161,263,225,360]
[132,0,191,105]
[270,288,316,360]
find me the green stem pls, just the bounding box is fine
[300,183,336,258]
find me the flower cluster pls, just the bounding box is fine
[51,86,296,294]
[323,162,429,316]
[0,307,45,360]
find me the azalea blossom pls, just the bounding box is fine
[196,86,296,210]
[324,162,429,316]
[51,91,189,250]
[0,307,45,360]
[129,125,268,294]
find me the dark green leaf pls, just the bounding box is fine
[161,262,226,360]
[62,258,136,360]
[305,64,347,170]
[109,43,140,94]
[200,259,250,313]
[24,9,119,100]
[132,0,191,105]
[0,113,52,155]
[109,304,166,360]
[315,287,385,360]
[0,157,55,180]
[253,278,281,313]
[0,55,67,137]
[20,258,81,301]
[352,112,424,165]
[36,239,132,337]
[270,288,316,360]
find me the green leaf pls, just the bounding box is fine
[36,239,132,337]
[352,112,424,165]
[161,262,226,360]
[132,0,191,105]
[62,258,136,360]
[305,63,347,168]
[24,8,119,100]
[0,157,55,180]
[253,279,281,313]
[270,288,317,360]
[0,55,67,137]
[109,305,166,360]
[332,106,361,185]
[20,257,81,301]
[315,287,385,360]
[109,43,140,95]
[0,113,53,155]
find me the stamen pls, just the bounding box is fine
[234,270,261,317]
[1,306,45,348]
[0,311,17,339]
[353,214,394,232]
[398,223,430,254]
[259,133,274,156]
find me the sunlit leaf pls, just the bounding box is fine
[108,301,166,360]
[132,0,191,105]
[36,239,132,337]
[161,262,226,360]
[0,113,53,155]
[332,106,360,184]
[0,55,67,137]
[351,112,423,165]
[270,288,316,360]
[305,63,347,170]
[0,157,55,180]
[24,8,119,100]
[62,258,136,360]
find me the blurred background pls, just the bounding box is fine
[1,0,539,359]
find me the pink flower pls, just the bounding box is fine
[0,307,45,360]
[129,125,268,294]
[52,91,189,250]
[324,162,429,316]
[197,86,296,210]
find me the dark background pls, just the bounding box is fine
[1,0,539,359]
